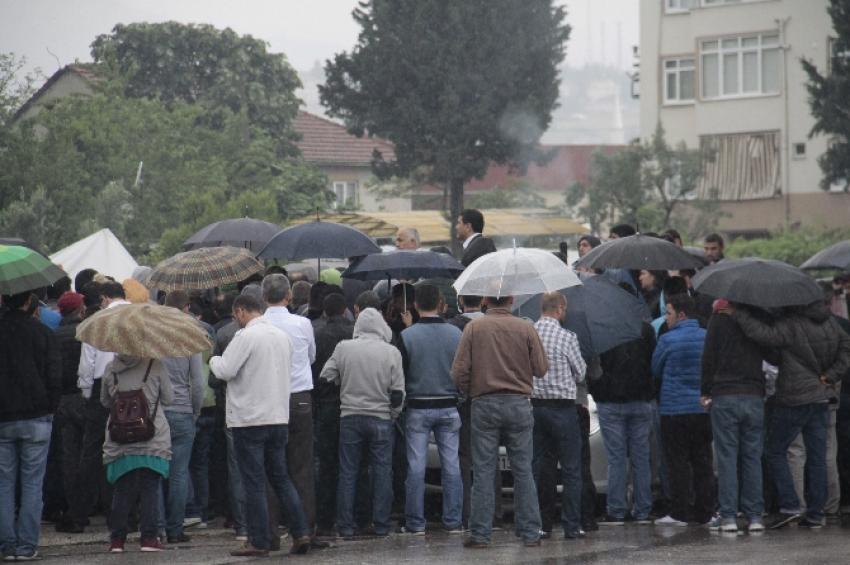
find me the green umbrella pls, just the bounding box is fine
[0,245,66,296]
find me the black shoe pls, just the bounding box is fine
[582,521,599,532]
[166,533,191,544]
[55,521,85,534]
[798,517,824,529]
[768,513,801,530]
[463,538,490,549]
[565,530,586,540]
[310,538,331,549]
[598,514,625,526]
[539,530,551,540]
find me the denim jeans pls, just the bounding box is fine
[0,416,52,558]
[766,402,828,521]
[470,395,540,543]
[165,411,195,538]
[225,427,247,535]
[596,401,653,520]
[232,424,307,549]
[186,413,216,521]
[532,403,581,534]
[405,407,462,531]
[110,468,160,541]
[337,415,393,536]
[710,395,764,520]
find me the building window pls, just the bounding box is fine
[698,131,780,200]
[793,143,806,160]
[701,0,762,6]
[828,36,850,75]
[663,58,696,104]
[665,0,694,13]
[333,181,358,208]
[700,33,780,99]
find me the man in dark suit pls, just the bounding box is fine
[456,209,497,267]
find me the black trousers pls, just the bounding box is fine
[287,392,315,531]
[578,405,598,527]
[110,469,160,541]
[660,413,715,523]
[57,394,86,525]
[69,384,110,525]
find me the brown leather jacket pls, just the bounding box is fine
[451,307,548,399]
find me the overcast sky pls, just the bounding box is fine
[1,0,638,77]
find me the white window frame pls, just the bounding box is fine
[332,180,358,209]
[665,0,693,14]
[700,32,781,100]
[662,57,696,105]
[700,0,766,7]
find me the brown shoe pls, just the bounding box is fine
[290,536,311,555]
[463,538,490,549]
[230,543,269,557]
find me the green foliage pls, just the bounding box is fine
[320,0,570,244]
[90,22,303,157]
[0,91,329,261]
[467,180,546,209]
[802,0,850,191]
[726,227,850,266]
[565,124,722,238]
[0,53,43,126]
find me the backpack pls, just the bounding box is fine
[108,360,159,444]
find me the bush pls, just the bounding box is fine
[725,227,850,267]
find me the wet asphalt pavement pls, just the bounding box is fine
[36,517,850,564]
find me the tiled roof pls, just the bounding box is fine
[11,64,102,123]
[294,111,396,167]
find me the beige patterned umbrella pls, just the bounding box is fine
[77,303,212,358]
[149,246,264,290]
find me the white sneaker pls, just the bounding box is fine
[654,515,687,527]
[708,516,738,532]
[183,517,202,528]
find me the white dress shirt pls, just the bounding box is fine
[462,233,481,250]
[209,317,293,428]
[263,306,316,393]
[77,299,130,398]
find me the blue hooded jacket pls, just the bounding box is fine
[651,318,705,415]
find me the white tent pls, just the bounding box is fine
[50,228,138,284]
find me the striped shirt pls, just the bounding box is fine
[532,316,586,400]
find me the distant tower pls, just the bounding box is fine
[617,21,623,70]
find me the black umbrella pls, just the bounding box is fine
[513,274,650,356]
[342,250,464,282]
[257,220,381,271]
[575,234,705,271]
[182,217,281,252]
[692,258,822,309]
[800,240,850,271]
[683,246,709,266]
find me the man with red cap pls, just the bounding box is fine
[53,292,90,533]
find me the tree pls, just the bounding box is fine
[565,125,720,238]
[0,53,43,126]
[466,180,546,210]
[90,22,303,157]
[802,0,850,191]
[320,0,569,251]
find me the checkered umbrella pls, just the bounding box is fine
[77,303,212,358]
[148,246,264,290]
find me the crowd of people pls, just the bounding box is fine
[2,208,850,560]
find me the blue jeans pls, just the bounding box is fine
[225,427,247,534]
[596,401,653,520]
[532,403,581,534]
[405,407,462,531]
[232,424,307,549]
[165,411,195,538]
[767,403,828,521]
[470,395,540,543]
[0,416,52,558]
[711,395,764,520]
[186,413,216,521]
[337,415,393,536]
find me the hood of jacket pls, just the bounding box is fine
[353,307,392,342]
[110,354,146,373]
[800,301,831,324]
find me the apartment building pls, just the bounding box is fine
[640,0,849,235]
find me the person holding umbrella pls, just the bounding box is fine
[727,296,850,529]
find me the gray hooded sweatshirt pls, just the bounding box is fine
[320,308,405,419]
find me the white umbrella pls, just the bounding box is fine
[453,247,582,298]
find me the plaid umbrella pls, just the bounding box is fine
[149,246,263,290]
[77,303,212,358]
[0,245,66,295]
